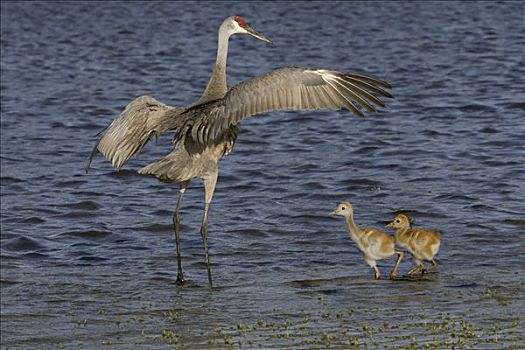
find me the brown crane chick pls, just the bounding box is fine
[331,201,403,280]
[386,214,441,275]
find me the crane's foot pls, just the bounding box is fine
[374,271,381,280]
[408,266,422,275]
[176,274,185,285]
[389,272,398,280]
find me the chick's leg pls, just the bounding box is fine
[365,257,381,279]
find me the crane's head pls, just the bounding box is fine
[223,16,272,44]
[330,201,354,218]
[386,214,411,229]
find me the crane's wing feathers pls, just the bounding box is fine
[85,95,181,171]
[186,67,393,144]
[87,68,393,169]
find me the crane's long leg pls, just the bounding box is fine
[202,202,212,286]
[174,181,189,285]
[365,257,381,279]
[202,171,218,287]
[408,258,424,275]
[421,259,438,273]
[389,251,404,280]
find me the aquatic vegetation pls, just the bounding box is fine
[37,287,522,350]
[160,329,179,345]
[483,287,509,306]
[187,297,523,349]
[162,310,181,323]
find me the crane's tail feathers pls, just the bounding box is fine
[138,159,177,183]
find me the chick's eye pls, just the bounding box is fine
[341,206,346,210]
[396,219,400,223]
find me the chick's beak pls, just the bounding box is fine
[329,210,338,216]
[245,24,272,44]
[386,221,394,228]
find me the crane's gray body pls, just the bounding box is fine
[86,16,393,286]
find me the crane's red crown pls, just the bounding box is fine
[234,16,247,28]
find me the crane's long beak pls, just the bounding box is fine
[245,25,272,44]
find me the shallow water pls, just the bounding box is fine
[1,1,525,349]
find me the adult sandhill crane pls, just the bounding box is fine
[86,16,393,286]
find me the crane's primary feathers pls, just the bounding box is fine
[86,16,394,286]
[177,67,392,145]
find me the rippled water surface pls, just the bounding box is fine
[1,1,525,349]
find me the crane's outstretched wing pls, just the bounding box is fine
[181,67,393,144]
[85,95,182,171]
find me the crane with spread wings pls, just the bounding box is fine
[86,16,393,286]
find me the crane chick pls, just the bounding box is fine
[386,214,441,275]
[330,201,403,280]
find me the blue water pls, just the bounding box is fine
[1,1,524,348]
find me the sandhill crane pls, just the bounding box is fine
[330,201,403,279]
[386,214,441,275]
[86,16,393,286]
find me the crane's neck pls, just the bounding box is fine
[345,210,361,239]
[394,226,411,243]
[197,27,230,104]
